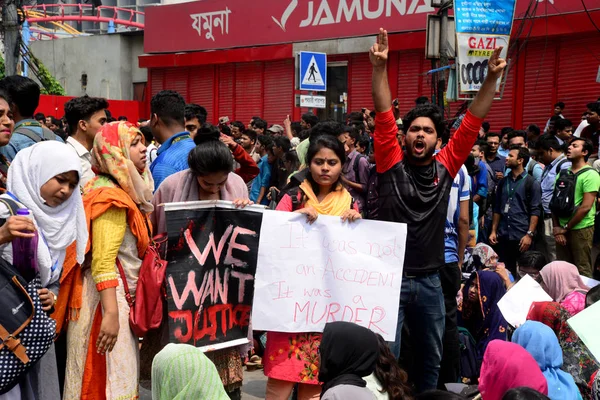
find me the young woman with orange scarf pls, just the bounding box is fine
[56,121,154,399]
[264,134,361,400]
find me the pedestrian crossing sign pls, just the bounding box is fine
[298,51,327,91]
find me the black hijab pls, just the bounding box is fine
[318,321,379,396]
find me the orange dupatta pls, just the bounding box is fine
[52,186,151,335]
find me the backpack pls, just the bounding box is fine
[14,126,58,143]
[458,327,479,383]
[0,198,56,394]
[352,154,368,185]
[550,167,595,219]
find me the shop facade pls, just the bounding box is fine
[140,0,600,130]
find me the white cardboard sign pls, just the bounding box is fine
[252,210,406,340]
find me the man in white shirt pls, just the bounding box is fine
[64,96,108,189]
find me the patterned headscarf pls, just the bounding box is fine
[90,121,154,213]
[151,343,229,400]
[459,271,508,364]
[527,302,599,400]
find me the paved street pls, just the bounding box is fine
[139,369,268,399]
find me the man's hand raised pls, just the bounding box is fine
[487,46,507,79]
[369,28,389,69]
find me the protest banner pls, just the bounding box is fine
[252,210,406,341]
[164,201,264,351]
[454,0,516,95]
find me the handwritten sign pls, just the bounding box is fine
[164,201,264,350]
[252,210,406,341]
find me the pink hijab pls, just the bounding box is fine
[479,340,548,400]
[539,261,590,303]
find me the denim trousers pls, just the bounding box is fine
[391,271,446,393]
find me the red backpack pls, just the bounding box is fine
[116,232,168,338]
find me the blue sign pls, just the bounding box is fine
[454,0,516,35]
[299,51,327,91]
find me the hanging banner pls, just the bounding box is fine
[164,201,264,351]
[456,33,509,92]
[252,211,406,341]
[454,0,517,35]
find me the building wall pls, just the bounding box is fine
[29,33,146,100]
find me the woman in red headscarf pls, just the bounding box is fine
[59,121,154,399]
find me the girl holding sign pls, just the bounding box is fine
[151,126,251,399]
[265,134,361,400]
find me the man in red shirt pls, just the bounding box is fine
[371,29,506,392]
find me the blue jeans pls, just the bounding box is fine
[391,272,445,393]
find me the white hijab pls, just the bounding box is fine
[7,141,88,286]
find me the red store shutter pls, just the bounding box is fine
[150,69,165,97]
[189,65,216,122]
[218,64,235,124]
[396,51,423,117]
[263,59,294,126]
[556,36,600,123]
[483,64,515,131]
[521,41,558,128]
[235,62,263,124]
[349,54,373,113]
[164,68,189,102]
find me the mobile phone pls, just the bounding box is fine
[219,116,230,124]
[393,98,399,107]
[361,108,366,113]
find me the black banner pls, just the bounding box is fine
[165,205,262,348]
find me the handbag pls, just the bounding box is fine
[116,231,168,338]
[0,197,56,394]
[0,261,56,394]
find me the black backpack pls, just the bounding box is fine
[550,167,595,218]
[0,198,56,394]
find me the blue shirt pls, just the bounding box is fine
[0,119,64,161]
[540,154,571,215]
[150,132,196,190]
[493,171,542,240]
[445,166,471,263]
[249,155,272,205]
[506,158,544,182]
[474,159,488,198]
[498,146,510,158]
[485,154,506,180]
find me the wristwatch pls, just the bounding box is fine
[527,230,535,237]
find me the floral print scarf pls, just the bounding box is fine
[527,301,599,400]
[459,271,508,364]
[88,121,154,213]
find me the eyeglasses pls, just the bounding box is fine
[517,267,541,282]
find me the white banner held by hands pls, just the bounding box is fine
[252,210,406,341]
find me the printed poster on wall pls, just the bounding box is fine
[252,210,407,341]
[454,0,515,94]
[456,33,509,92]
[454,0,516,35]
[164,201,264,351]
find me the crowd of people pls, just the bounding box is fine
[0,28,599,400]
